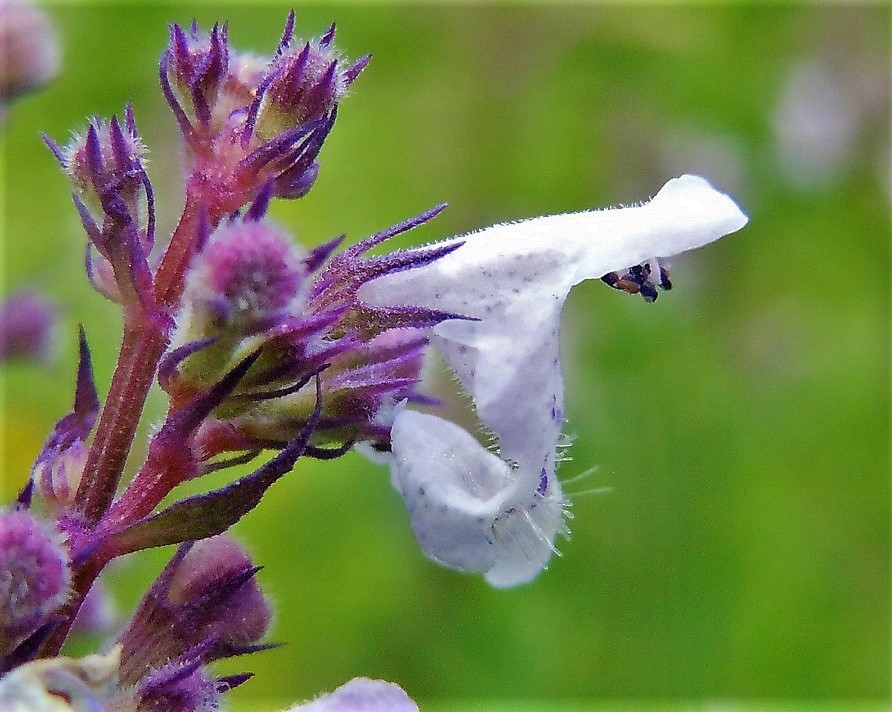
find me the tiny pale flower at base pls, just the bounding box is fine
[285,677,419,712]
[0,647,120,712]
[361,174,748,587]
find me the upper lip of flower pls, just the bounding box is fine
[358,174,748,587]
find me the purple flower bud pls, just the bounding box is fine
[161,21,231,136]
[0,0,59,113]
[0,509,71,650]
[28,328,97,516]
[45,109,157,309]
[159,14,367,216]
[117,536,271,686]
[0,289,57,363]
[252,31,365,144]
[165,536,271,647]
[56,112,149,227]
[181,218,307,334]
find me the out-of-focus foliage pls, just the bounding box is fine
[1,3,888,707]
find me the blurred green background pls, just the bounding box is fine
[1,3,888,709]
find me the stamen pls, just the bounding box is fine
[600,257,672,302]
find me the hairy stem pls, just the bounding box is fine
[73,196,206,526]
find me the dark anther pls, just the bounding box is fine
[600,258,672,303]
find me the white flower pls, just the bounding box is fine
[360,174,748,588]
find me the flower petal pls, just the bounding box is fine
[389,407,568,588]
[361,175,746,584]
[285,677,418,712]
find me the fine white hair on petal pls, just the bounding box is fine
[284,677,419,712]
[389,407,569,588]
[360,174,747,585]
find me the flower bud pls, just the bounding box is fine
[171,218,308,395]
[118,536,271,686]
[0,0,59,112]
[0,289,57,363]
[59,113,149,225]
[44,108,156,308]
[31,438,88,515]
[162,21,231,135]
[0,508,71,651]
[252,33,357,143]
[183,219,307,335]
[166,536,272,647]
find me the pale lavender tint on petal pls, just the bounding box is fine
[389,406,569,587]
[285,677,419,712]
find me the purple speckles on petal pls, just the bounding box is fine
[537,469,548,495]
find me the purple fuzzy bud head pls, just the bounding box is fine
[184,219,307,334]
[0,289,57,363]
[0,508,71,651]
[171,218,309,394]
[0,0,59,113]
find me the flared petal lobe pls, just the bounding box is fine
[390,408,568,588]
